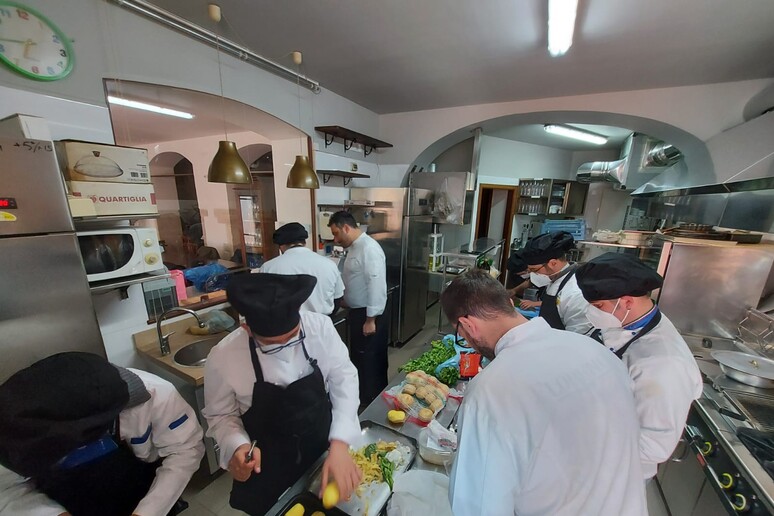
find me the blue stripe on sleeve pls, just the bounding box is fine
[168,413,189,430]
[130,424,152,444]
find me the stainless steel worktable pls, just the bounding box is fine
[267,370,460,515]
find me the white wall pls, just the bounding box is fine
[478,136,574,181]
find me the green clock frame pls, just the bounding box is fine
[0,1,74,81]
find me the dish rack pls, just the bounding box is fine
[738,308,774,353]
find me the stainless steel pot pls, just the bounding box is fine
[711,350,774,389]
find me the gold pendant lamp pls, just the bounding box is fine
[207,4,251,184]
[286,51,319,189]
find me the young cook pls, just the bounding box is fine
[203,273,362,515]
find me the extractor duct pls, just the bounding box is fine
[576,134,682,191]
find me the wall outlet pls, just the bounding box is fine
[350,162,358,172]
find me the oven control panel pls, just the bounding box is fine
[686,408,772,515]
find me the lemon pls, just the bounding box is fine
[322,481,340,509]
[284,502,304,516]
[311,512,325,516]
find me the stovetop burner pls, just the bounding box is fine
[738,427,774,480]
[725,389,774,432]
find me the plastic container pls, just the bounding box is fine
[169,270,187,303]
[418,428,455,466]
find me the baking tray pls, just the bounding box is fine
[307,420,417,516]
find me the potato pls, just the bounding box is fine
[401,384,416,395]
[431,399,444,412]
[398,393,415,408]
[415,386,428,399]
[388,410,406,424]
[423,392,438,405]
[418,408,434,422]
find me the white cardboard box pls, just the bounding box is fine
[56,140,151,184]
[0,114,52,140]
[68,181,158,216]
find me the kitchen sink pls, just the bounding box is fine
[173,336,223,367]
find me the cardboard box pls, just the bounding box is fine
[56,140,151,184]
[68,181,158,216]
[0,114,52,140]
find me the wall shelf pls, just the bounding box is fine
[317,169,371,186]
[315,125,393,156]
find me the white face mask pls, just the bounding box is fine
[585,299,631,329]
[530,272,552,288]
[519,273,531,280]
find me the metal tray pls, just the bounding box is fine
[307,420,417,516]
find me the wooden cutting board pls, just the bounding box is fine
[180,289,227,306]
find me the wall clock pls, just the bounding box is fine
[0,1,74,81]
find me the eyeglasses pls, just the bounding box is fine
[455,316,469,346]
[527,263,547,273]
[257,326,306,355]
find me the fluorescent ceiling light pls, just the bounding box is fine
[544,124,608,145]
[548,0,578,57]
[107,96,194,119]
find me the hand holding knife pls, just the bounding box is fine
[246,440,258,462]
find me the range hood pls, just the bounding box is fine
[576,133,683,191]
[633,110,774,197]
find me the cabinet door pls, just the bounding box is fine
[660,450,705,516]
[563,182,589,215]
[691,481,729,516]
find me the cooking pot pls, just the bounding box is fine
[711,350,774,389]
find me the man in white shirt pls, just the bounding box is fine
[328,211,388,406]
[441,270,647,516]
[520,231,593,334]
[0,352,204,516]
[259,222,345,315]
[203,273,362,515]
[575,252,703,479]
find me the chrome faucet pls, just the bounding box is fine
[157,308,206,356]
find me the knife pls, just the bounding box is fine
[245,440,258,462]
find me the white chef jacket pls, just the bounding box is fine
[600,310,703,478]
[0,369,204,516]
[259,246,345,314]
[449,318,647,516]
[202,311,361,469]
[340,233,387,317]
[545,264,593,334]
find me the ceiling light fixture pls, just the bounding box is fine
[547,0,578,57]
[286,50,319,189]
[544,124,608,145]
[207,3,251,184]
[106,96,194,119]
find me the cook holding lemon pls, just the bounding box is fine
[203,273,362,515]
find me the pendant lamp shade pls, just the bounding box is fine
[286,155,319,189]
[208,140,251,184]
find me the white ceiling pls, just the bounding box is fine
[146,0,774,114]
[105,80,303,147]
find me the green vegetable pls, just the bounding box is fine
[438,366,460,386]
[380,454,395,490]
[364,443,377,459]
[399,340,456,377]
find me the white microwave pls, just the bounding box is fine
[77,227,164,282]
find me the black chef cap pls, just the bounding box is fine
[521,231,575,265]
[227,272,316,337]
[273,222,308,245]
[575,252,664,301]
[0,352,129,478]
[507,252,528,275]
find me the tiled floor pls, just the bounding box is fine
[180,304,443,515]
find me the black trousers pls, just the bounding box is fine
[347,307,388,405]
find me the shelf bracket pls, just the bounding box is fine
[324,133,335,147]
[343,177,353,186]
[344,138,355,152]
[364,144,375,157]
[322,173,332,184]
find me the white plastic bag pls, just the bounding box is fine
[387,470,452,516]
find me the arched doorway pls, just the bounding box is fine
[148,151,201,269]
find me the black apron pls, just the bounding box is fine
[614,310,662,359]
[539,267,577,330]
[230,337,333,515]
[34,425,159,516]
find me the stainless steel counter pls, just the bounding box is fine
[267,369,460,515]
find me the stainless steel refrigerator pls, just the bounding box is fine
[347,187,433,345]
[0,137,106,383]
